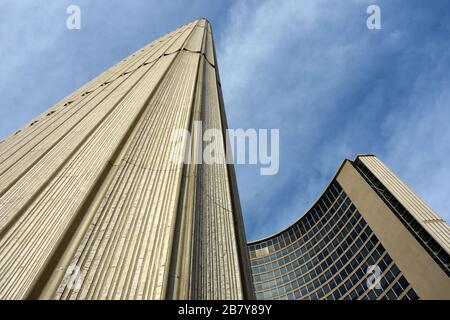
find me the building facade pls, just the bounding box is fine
[0,18,449,301]
[0,19,253,300]
[248,155,450,300]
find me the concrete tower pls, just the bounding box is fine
[248,155,450,300]
[0,19,253,300]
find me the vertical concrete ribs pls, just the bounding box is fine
[0,19,254,300]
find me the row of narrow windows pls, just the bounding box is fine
[6,27,189,140]
[249,181,343,261]
[6,24,210,143]
[354,159,450,277]
[249,182,419,300]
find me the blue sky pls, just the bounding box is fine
[0,0,449,241]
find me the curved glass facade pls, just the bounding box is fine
[248,180,419,300]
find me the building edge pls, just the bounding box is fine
[209,21,256,300]
[248,155,450,300]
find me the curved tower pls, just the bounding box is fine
[0,19,253,300]
[0,16,448,301]
[248,155,450,300]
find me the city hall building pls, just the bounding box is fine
[248,155,450,300]
[0,19,448,300]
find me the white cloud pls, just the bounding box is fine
[0,0,448,240]
[217,0,450,239]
